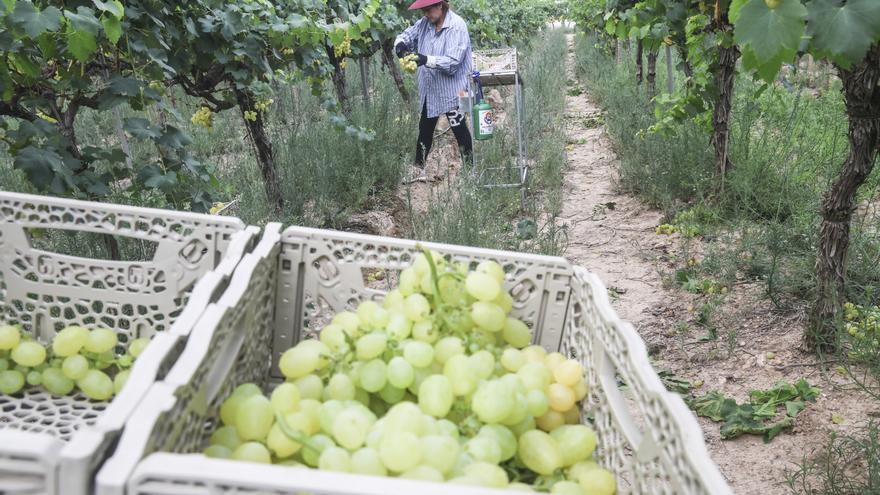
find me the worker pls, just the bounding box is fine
[395,0,473,183]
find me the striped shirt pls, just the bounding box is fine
[395,10,472,118]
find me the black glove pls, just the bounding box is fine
[415,53,428,66]
[395,42,409,58]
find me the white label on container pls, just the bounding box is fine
[478,109,494,135]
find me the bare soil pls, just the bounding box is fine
[559,33,876,495]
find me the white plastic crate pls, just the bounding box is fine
[97,224,732,495]
[473,47,518,86]
[0,191,258,495]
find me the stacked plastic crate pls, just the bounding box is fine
[0,192,257,495]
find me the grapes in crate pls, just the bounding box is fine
[0,323,150,401]
[206,250,616,494]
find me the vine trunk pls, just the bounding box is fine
[808,45,880,352]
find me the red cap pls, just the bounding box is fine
[408,0,442,10]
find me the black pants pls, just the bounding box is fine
[415,101,473,167]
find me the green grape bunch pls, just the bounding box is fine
[191,106,214,129]
[209,202,227,215]
[844,302,880,360]
[400,54,418,74]
[254,99,274,113]
[333,33,353,59]
[203,250,617,494]
[0,323,151,401]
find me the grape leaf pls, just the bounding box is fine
[36,32,59,59]
[688,391,736,421]
[729,0,749,23]
[102,15,122,44]
[806,0,880,68]
[605,19,616,35]
[689,380,818,442]
[67,28,97,63]
[751,396,782,419]
[157,126,192,149]
[80,145,127,164]
[793,378,819,401]
[75,169,113,196]
[13,146,69,192]
[218,9,246,40]
[93,0,124,19]
[742,45,796,82]
[139,165,178,191]
[0,60,12,101]
[720,412,794,442]
[109,76,142,96]
[750,379,817,414]
[785,400,806,417]
[9,2,63,38]
[10,53,41,78]
[65,7,102,35]
[734,0,807,64]
[123,118,161,139]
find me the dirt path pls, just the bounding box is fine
[559,33,875,495]
[559,37,667,332]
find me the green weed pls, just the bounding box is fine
[785,422,880,494]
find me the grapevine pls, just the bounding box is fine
[729,0,880,350]
[0,0,381,216]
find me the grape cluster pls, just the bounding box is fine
[333,33,353,59]
[845,302,880,359]
[399,53,418,74]
[209,202,227,215]
[205,251,616,494]
[243,110,258,122]
[254,98,274,113]
[191,106,213,129]
[0,323,149,401]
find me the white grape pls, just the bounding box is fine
[319,446,352,472]
[404,294,431,322]
[232,442,271,464]
[379,430,422,472]
[333,407,372,450]
[0,325,21,350]
[387,357,415,389]
[403,341,434,368]
[418,375,454,417]
[465,272,501,301]
[420,435,459,474]
[351,447,387,476]
[433,336,464,364]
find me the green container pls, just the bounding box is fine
[473,99,494,141]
